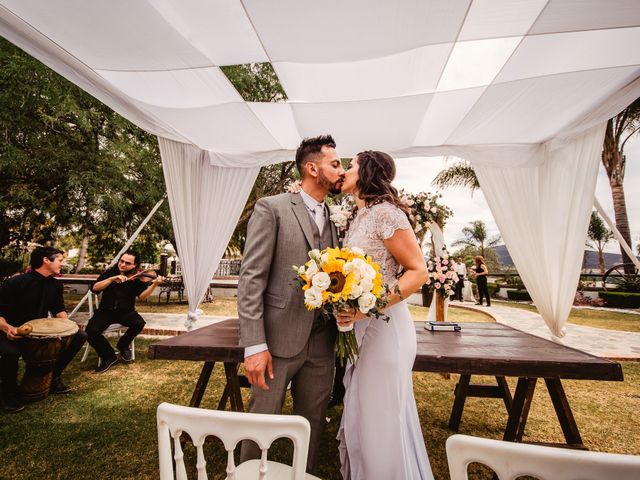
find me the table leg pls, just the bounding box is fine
[503,377,536,442]
[544,378,584,447]
[449,374,471,431]
[496,376,513,412]
[223,362,244,412]
[189,361,215,408]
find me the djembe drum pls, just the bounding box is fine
[19,318,79,402]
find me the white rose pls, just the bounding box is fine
[320,252,329,264]
[357,292,377,313]
[362,263,376,280]
[431,207,437,213]
[350,246,365,256]
[311,271,331,290]
[297,266,306,275]
[346,258,366,277]
[330,210,348,228]
[360,277,374,292]
[348,284,363,300]
[304,287,324,309]
[406,199,415,206]
[305,261,318,278]
[309,249,321,262]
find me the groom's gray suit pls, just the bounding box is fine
[239,192,338,471]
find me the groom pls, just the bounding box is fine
[239,135,344,472]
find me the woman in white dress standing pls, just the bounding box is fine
[336,150,434,480]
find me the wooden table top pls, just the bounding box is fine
[148,318,623,382]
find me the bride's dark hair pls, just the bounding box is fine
[355,150,413,225]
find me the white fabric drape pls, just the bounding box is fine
[159,137,259,329]
[471,125,606,337]
[426,222,450,322]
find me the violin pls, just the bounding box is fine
[127,269,159,283]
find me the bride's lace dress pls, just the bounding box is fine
[337,202,434,480]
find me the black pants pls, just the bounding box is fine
[85,309,145,361]
[455,278,465,301]
[0,330,87,398]
[477,278,491,306]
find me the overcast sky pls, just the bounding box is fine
[394,136,639,255]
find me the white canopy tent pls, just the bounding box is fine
[1,0,639,335]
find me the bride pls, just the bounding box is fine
[336,150,434,480]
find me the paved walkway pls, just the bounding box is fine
[73,302,640,360]
[452,301,640,360]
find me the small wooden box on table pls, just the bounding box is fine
[148,319,623,449]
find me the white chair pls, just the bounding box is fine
[156,402,321,480]
[446,434,640,480]
[80,323,135,363]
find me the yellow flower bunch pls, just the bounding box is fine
[294,247,389,365]
[296,247,385,311]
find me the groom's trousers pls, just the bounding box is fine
[240,315,335,473]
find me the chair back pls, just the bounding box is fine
[157,402,311,480]
[446,434,640,480]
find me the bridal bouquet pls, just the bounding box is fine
[426,255,459,298]
[293,246,389,365]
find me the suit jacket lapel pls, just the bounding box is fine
[290,193,317,250]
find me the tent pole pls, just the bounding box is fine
[593,197,640,270]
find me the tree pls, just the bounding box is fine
[586,211,614,274]
[601,97,640,272]
[452,220,501,258]
[451,244,502,273]
[0,38,172,268]
[431,159,480,193]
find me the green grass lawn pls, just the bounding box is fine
[494,300,640,333]
[1,337,638,480]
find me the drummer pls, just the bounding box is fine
[0,246,88,413]
[86,251,163,373]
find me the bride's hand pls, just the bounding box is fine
[287,180,302,193]
[336,308,366,328]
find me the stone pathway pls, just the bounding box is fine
[452,301,640,360]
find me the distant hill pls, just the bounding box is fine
[493,244,637,271]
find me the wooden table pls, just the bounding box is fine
[148,319,623,448]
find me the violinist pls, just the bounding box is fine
[86,252,164,373]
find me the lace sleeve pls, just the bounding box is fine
[375,203,412,240]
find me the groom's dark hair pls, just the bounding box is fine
[295,135,336,177]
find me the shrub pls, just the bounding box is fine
[488,282,499,298]
[507,289,532,301]
[574,291,605,307]
[598,291,640,309]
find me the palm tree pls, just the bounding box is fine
[601,97,640,272]
[452,220,501,257]
[431,160,480,193]
[586,211,614,274]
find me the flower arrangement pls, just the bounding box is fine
[425,254,459,298]
[399,190,453,244]
[293,246,389,365]
[327,195,355,238]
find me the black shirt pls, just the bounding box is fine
[0,271,66,327]
[91,266,147,312]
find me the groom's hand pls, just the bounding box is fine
[244,350,274,390]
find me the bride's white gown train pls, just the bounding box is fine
[337,202,434,480]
